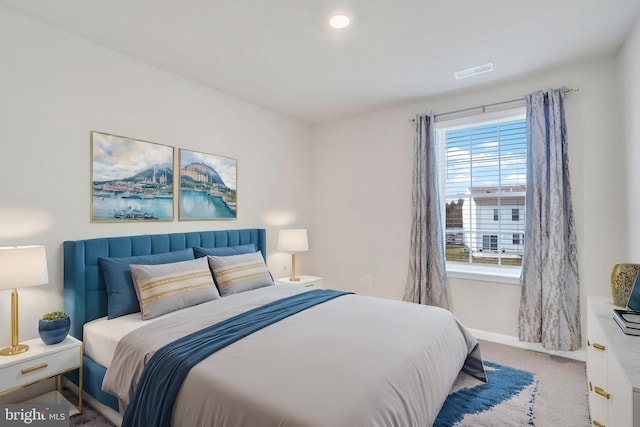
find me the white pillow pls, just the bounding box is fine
[207,251,274,296]
[130,257,220,320]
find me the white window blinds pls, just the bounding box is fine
[436,109,526,267]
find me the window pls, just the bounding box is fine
[482,235,498,251]
[512,233,523,245]
[437,108,526,269]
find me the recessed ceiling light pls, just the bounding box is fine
[329,14,351,29]
[453,63,494,80]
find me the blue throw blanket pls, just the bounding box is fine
[122,289,352,427]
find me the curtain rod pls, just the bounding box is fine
[409,87,578,123]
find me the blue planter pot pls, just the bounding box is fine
[38,316,70,345]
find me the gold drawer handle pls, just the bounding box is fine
[21,363,48,374]
[594,386,610,399]
[593,421,606,427]
[304,284,315,287]
[592,343,606,351]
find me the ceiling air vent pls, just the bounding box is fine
[453,63,494,80]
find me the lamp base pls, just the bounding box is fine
[289,277,300,282]
[0,344,29,356]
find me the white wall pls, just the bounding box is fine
[311,59,622,338]
[0,7,314,347]
[618,16,640,260]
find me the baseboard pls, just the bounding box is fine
[468,328,586,362]
[63,379,123,427]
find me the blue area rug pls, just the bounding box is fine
[434,361,538,427]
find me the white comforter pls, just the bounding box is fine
[103,284,481,427]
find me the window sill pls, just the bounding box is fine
[446,263,521,285]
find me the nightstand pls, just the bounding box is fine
[0,336,82,416]
[276,275,324,289]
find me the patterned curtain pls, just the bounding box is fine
[403,114,449,309]
[518,89,581,350]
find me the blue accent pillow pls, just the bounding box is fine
[99,249,195,319]
[193,244,256,258]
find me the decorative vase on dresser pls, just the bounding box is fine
[610,263,640,307]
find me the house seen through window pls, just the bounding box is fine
[436,108,526,268]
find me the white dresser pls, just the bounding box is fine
[587,296,640,427]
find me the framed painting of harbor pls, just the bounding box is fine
[91,131,174,222]
[178,149,237,220]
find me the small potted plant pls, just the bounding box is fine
[38,311,70,345]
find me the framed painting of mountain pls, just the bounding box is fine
[178,149,237,220]
[90,131,174,222]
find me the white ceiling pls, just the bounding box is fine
[2,0,640,124]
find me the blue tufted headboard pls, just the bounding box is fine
[63,228,267,341]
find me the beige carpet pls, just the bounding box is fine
[478,340,591,427]
[63,388,115,427]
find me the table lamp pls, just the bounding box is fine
[0,245,49,356]
[277,229,308,282]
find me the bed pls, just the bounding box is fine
[63,228,484,426]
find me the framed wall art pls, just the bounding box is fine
[179,149,237,220]
[91,131,174,222]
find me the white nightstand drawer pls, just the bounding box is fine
[299,279,323,289]
[276,275,324,289]
[0,340,81,394]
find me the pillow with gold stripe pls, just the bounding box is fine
[130,257,220,320]
[208,251,274,296]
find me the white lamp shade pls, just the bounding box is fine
[277,229,309,252]
[0,245,48,290]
